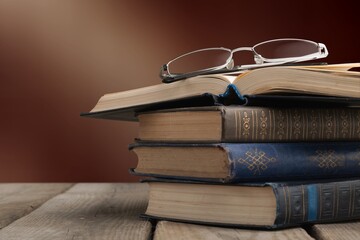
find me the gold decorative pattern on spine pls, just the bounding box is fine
[325,110,334,139]
[292,110,302,139]
[276,110,286,140]
[310,150,345,168]
[242,111,251,138]
[356,112,360,137]
[340,109,350,138]
[225,107,360,142]
[237,148,277,175]
[309,110,319,139]
[259,110,268,139]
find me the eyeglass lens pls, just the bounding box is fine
[253,40,319,59]
[168,49,231,75]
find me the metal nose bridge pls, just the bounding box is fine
[231,47,254,53]
[230,47,263,65]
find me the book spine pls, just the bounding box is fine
[226,142,360,182]
[273,180,360,227]
[222,107,360,142]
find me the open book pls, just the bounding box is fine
[82,63,360,121]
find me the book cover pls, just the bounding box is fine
[82,94,360,122]
[130,142,360,182]
[141,178,360,229]
[81,64,360,122]
[153,221,315,240]
[137,105,360,142]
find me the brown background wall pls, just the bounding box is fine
[0,0,359,182]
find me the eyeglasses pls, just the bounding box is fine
[160,38,329,83]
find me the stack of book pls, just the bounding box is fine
[83,63,360,229]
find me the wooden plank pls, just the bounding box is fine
[154,221,315,240]
[0,183,73,229]
[0,183,152,240]
[310,221,360,240]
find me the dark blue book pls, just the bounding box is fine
[141,178,360,229]
[130,142,360,182]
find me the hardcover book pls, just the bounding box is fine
[130,142,360,182]
[137,106,360,142]
[142,178,360,229]
[81,63,360,121]
[154,221,315,240]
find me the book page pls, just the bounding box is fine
[194,74,239,84]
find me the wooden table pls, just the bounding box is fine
[0,183,359,240]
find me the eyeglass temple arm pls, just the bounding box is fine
[159,64,170,80]
[318,43,329,57]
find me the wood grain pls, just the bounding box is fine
[0,183,151,240]
[311,221,360,240]
[154,221,315,240]
[1,183,359,240]
[0,183,73,229]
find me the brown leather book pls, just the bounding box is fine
[137,106,360,142]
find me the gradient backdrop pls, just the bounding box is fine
[0,0,359,182]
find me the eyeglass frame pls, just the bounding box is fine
[160,38,329,83]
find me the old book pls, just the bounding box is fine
[311,221,360,240]
[137,106,360,142]
[81,63,360,121]
[130,142,360,182]
[154,221,315,240]
[143,178,360,229]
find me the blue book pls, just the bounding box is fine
[141,178,360,229]
[130,142,360,182]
